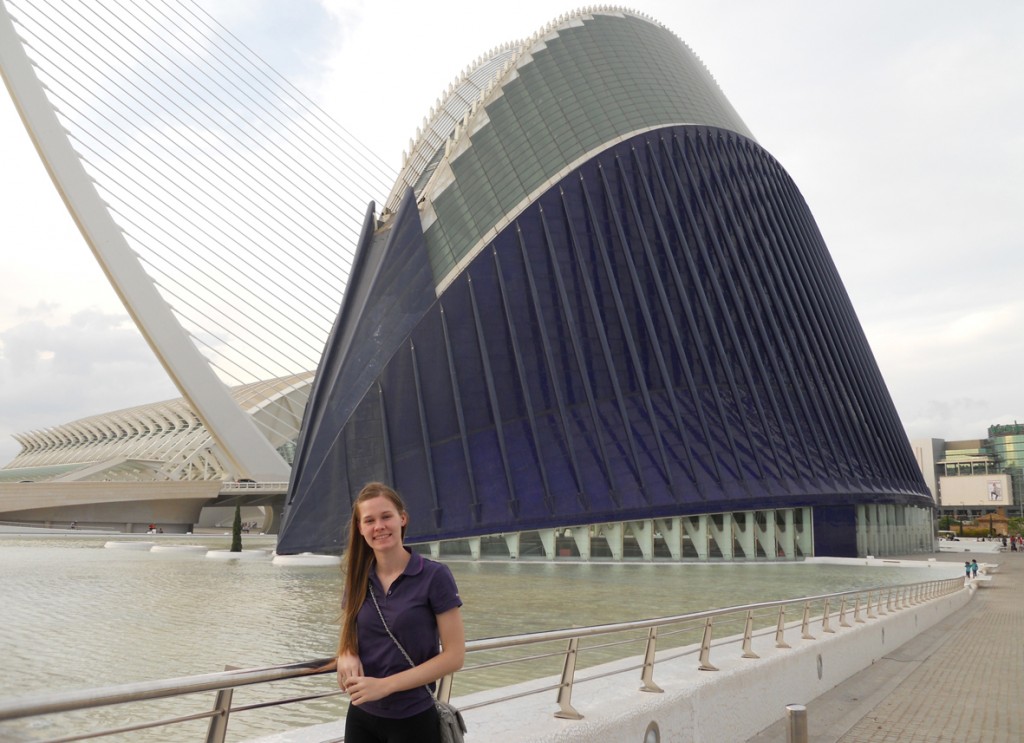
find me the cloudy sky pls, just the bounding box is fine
[1,0,1022,465]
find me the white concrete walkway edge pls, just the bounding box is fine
[246,579,973,743]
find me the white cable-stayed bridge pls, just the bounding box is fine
[0,0,396,497]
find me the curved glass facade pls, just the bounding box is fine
[413,11,752,286]
[278,11,932,556]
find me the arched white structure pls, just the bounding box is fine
[2,373,312,483]
[0,4,288,480]
[0,1,399,480]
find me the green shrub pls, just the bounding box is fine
[231,505,243,552]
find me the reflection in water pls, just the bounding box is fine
[0,536,951,742]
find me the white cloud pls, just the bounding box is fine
[0,308,178,463]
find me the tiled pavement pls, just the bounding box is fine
[747,550,1024,743]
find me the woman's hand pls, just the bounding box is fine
[336,652,363,691]
[343,675,393,705]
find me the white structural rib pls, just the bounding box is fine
[0,3,288,480]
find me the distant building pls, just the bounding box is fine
[1,373,310,484]
[912,424,1024,520]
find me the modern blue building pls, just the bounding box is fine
[278,10,934,559]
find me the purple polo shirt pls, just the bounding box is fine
[356,549,462,719]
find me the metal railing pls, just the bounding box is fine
[218,481,289,492]
[0,576,965,742]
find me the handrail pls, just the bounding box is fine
[218,481,289,491]
[0,575,967,742]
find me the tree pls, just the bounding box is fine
[231,505,243,552]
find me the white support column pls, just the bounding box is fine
[885,504,897,555]
[893,507,902,555]
[900,506,910,553]
[917,506,932,552]
[866,505,879,557]
[629,520,655,561]
[429,541,441,558]
[908,507,919,552]
[503,532,520,559]
[656,517,682,560]
[909,507,919,553]
[895,506,907,554]
[874,505,884,556]
[795,507,813,556]
[683,515,709,560]
[539,529,557,560]
[602,522,624,561]
[779,509,796,559]
[709,514,734,559]
[856,504,868,557]
[879,505,889,555]
[468,537,481,560]
[570,526,591,561]
[893,504,901,554]
[754,510,776,560]
[735,511,755,560]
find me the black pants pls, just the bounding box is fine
[343,703,440,743]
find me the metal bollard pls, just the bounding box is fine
[786,704,808,743]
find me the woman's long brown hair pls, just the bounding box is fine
[338,482,408,656]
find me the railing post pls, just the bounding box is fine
[886,589,894,613]
[698,618,719,671]
[437,673,454,704]
[821,598,835,633]
[838,596,850,628]
[205,688,233,743]
[554,637,583,720]
[876,590,886,616]
[639,627,664,692]
[854,595,865,623]
[800,602,815,640]
[742,610,759,658]
[775,606,791,649]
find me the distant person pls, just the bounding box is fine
[964,561,972,581]
[69,521,77,530]
[971,559,979,578]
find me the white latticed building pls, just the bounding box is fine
[1,373,311,484]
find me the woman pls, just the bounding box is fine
[335,482,465,743]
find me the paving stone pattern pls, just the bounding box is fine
[748,550,1024,743]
